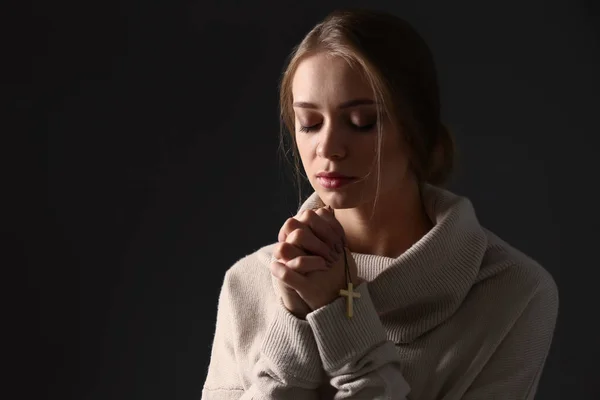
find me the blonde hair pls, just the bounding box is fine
[278,8,455,208]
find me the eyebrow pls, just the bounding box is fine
[292,98,375,109]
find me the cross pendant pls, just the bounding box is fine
[339,282,361,318]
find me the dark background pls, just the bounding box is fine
[12,0,599,399]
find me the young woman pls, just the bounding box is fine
[202,8,558,400]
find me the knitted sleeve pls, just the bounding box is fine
[202,270,326,400]
[306,282,411,399]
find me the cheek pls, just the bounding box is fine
[295,136,308,154]
[295,136,316,165]
[351,131,378,154]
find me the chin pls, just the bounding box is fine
[315,188,368,210]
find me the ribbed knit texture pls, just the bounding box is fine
[202,184,559,399]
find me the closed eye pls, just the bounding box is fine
[299,123,322,133]
[298,122,376,133]
[354,122,376,132]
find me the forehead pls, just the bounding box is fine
[291,53,373,103]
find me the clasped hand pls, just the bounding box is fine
[270,206,362,319]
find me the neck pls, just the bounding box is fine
[335,179,433,258]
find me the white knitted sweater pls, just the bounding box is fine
[202,185,558,399]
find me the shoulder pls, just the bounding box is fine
[224,242,278,285]
[219,242,280,314]
[210,244,282,384]
[474,229,559,320]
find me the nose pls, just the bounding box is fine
[316,121,346,160]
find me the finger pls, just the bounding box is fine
[272,241,306,263]
[313,207,346,251]
[287,228,339,264]
[278,217,304,243]
[297,209,341,251]
[325,205,347,243]
[285,255,330,274]
[269,260,308,292]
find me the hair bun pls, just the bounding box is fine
[425,123,455,186]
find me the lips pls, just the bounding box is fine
[316,172,354,179]
[316,176,357,189]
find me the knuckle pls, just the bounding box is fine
[314,207,327,216]
[285,257,300,270]
[295,256,307,268]
[272,242,285,259]
[269,261,280,276]
[282,217,296,231]
[289,257,309,272]
[288,228,304,243]
[279,268,292,282]
[303,208,315,217]
[278,219,292,242]
[279,241,292,251]
[279,242,294,258]
[301,209,318,222]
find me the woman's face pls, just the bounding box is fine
[291,53,413,209]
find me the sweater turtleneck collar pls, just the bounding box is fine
[265,184,488,344]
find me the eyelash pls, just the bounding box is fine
[298,122,376,133]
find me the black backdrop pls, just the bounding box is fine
[13,0,599,399]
